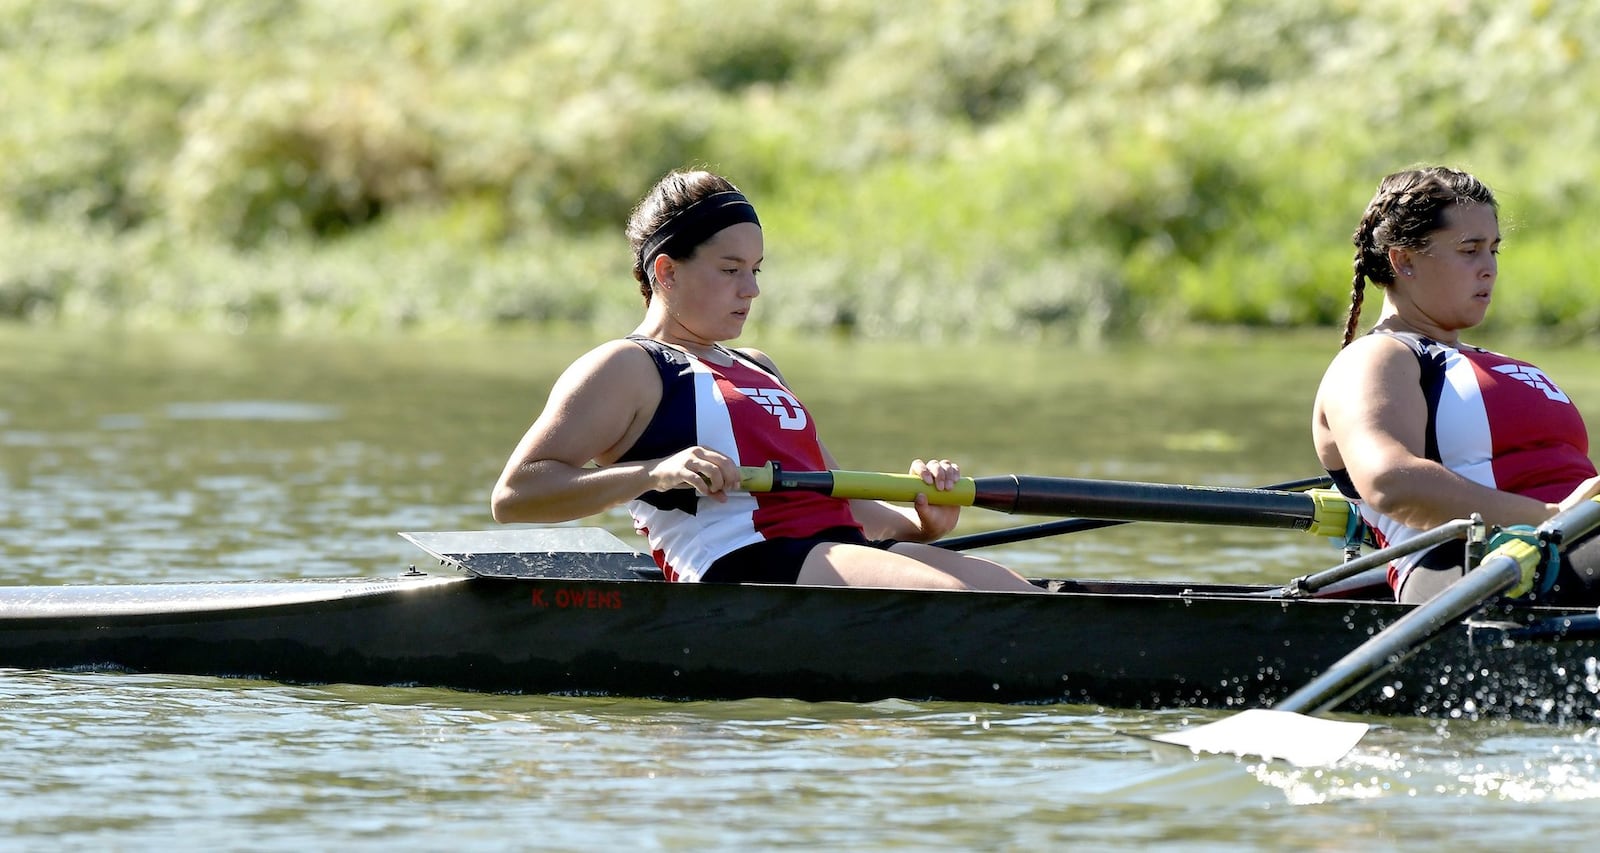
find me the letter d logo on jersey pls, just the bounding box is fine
[737,387,808,430]
[1492,364,1571,403]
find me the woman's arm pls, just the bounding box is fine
[1318,336,1557,528]
[490,341,740,523]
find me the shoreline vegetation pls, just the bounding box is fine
[4,1,1598,342]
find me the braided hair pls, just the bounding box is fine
[1341,167,1498,347]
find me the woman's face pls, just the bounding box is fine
[1394,201,1500,334]
[656,222,764,344]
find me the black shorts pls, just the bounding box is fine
[700,526,897,585]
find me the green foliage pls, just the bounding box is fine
[165,79,442,246]
[3,0,1600,340]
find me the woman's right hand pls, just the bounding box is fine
[649,447,741,501]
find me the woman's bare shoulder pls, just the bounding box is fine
[1324,333,1418,379]
[731,346,782,376]
[566,337,654,374]
[536,339,659,406]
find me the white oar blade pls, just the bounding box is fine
[1146,709,1369,767]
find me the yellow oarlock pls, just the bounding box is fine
[1484,526,1549,600]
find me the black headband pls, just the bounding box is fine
[639,191,761,277]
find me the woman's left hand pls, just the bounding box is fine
[909,458,962,540]
[1558,474,1600,514]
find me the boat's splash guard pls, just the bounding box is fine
[400,528,659,581]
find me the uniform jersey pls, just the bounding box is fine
[617,336,860,581]
[1339,331,1594,590]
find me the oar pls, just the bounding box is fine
[737,463,1351,536]
[937,475,1334,551]
[1149,496,1600,767]
[1274,517,1481,598]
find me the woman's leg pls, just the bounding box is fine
[889,542,1045,592]
[795,542,1043,592]
[1395,563,1463,604]
[1395,542,1469,604]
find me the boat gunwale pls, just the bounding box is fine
[0,573,466,620]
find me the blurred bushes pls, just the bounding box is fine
[2,0,1599,340]
[166,80,441,246]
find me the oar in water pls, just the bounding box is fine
[1148,496,1600,767]
[937,475,1334,551]
[737,463,1351,536]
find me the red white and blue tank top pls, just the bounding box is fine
[617,336,860,582]
[1344,332,1594,589]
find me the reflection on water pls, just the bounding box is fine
[6,326,1600,847]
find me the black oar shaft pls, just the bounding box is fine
[938,475,1333,552]
[985,475,1327,531]
[741,464,1347,533]
[937,518,1121,551]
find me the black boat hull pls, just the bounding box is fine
[1,568,1596,724]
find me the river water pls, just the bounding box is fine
[5,326,1600,850]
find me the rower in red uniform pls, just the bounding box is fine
[1311,166,1600,604]
[490,168,1038,592]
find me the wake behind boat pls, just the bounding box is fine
[2,525,1598,726]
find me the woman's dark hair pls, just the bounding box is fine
[626,170,742,305]
[1341,166,1498,347]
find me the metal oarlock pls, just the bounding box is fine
[1464,513,1488,571]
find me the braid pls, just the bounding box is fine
[1342,210,1384,348]
[1338,166,1497,348]
[1341,270,1365,348]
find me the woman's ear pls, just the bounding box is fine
[652,254,676,289]
[1387,247,1414,278]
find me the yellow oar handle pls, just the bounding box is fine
[830,471,976,505]
[738,464,976,506]
[1304,489,1353,539]
[738,464,776,492]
